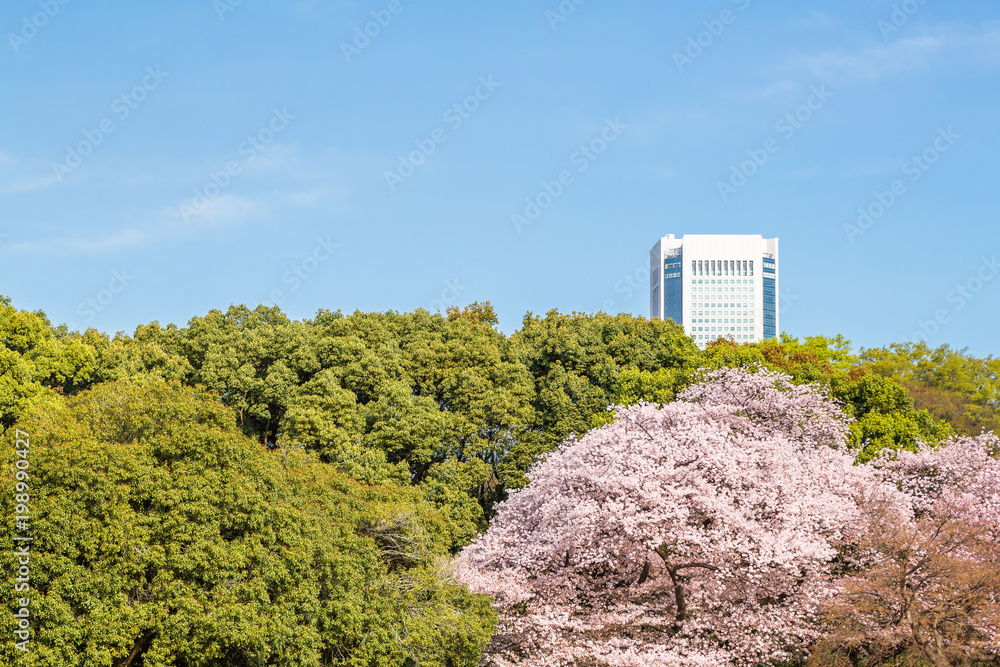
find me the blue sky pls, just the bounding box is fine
[2,0,998,356]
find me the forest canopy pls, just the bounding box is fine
[2,295,997,666]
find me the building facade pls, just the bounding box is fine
[649,234,778,348]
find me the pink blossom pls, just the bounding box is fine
[868,431,1000,528]
[458,368,895,665]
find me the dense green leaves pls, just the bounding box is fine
[507,310,699,487]
[838,372,953,462]
[862,341,999,437]
[0,378,495,666]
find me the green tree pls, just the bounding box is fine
[184,305,318,446]
[839,371,954,462]
[508,311,699,488]
[862,341,999,436]
[698,335,955,462]
[0,377,495,666]
[0,298,106,426]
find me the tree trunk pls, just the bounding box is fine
[115,630,155,667]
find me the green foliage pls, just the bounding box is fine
[839,373,954,462]
[3,299,702,522]
[698,335,955,462]
[861,341,999,437]
[701,334,853,388]
[0,300,101,427]
[183,305,317,445]
[0,378,495,666]
[419,459,492,552]
[588,367,688,429]
[699,337,769,372]
[508,310,699,487]
[612,366,685,406]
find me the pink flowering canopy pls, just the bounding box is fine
[457,368,892,666]
[833,431,1000,662]
[870,431,1000,528]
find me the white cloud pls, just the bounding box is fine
[783,166,821,179]
[726,79,803,102]
[840,161,901,179]
[179,142,356,209]
[0,151,61,194]
[2,228,149,255]
[783,10,836,31]
[962,20,1000,60]
[1,174,61,194]
[279,185,351,206]
[3,193,268,257]
[784,35,945,83]
[186,194,269,226]
[1,143,360,257]
[781,21,1000,84]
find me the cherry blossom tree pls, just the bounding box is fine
[812,498,1000,667]
[869,433,1000,526]
[813,433,1000,667]
[456,368,892,666]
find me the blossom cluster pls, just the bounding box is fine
[457,369,890,665]
[457,368,1000,665]
[870,431,1000,525]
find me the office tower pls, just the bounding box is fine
[650,234,778,348]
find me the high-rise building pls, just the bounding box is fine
[649,234,778,348]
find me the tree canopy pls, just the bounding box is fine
[0,377,495,666]
[3,294,997,665]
